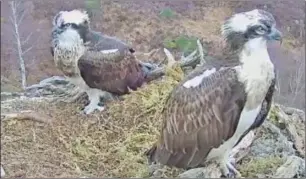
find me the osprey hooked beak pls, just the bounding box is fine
[267,27,283,45]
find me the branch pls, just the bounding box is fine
[163,48,176,67]
[197,39,205,65]
[1,110,53,123]
[21,32,33,46]
[145,48,200,82]
[17,9,26,26]
[180,49,198,66]
[22,45,33,55]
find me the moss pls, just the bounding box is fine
[267,105,286,129]
[238,155,285,178]
[267,105,279,124]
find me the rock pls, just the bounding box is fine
[38,76,67,85]
[178,168,206,178]
[178,163,221,178]
[250,121,295,158]
[270,104,305,157]
[20,76,80,99]
[273,156,305,178]
[276,104,305,122]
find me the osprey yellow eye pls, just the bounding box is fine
[255,26,266,35]
[258,26,265,31]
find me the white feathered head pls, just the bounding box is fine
[52,9,90,28]
[221,9,282,49]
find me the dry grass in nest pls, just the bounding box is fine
[1,64,185,178]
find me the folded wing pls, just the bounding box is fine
[147,66,247,168]
[78,32,145,95]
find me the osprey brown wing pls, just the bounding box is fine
[147,67,247,168]
[78,49,145,95]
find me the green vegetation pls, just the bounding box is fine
[159,8,176,18]
[84,0,101,17]
[238,155,285,178]
[84,0,101,10]
[163,35,198,55]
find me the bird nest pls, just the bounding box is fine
[1,46,303,178]
[0,51,187,177]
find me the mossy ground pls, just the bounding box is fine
[238,155,285,178]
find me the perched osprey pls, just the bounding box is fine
[50,9,151,114]
[145,9,282,177]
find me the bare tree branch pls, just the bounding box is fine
[21,32,33,45]
[22,46,33,55]
[288,58,305,106]
[9,16,15,25]
[9,0,33,90]
[17,10,26,26]
[13,0,21,9]
[276,70,281,94]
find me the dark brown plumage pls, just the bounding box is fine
[75,29,145,95]
[146,65,247,168]
[78,47,145,95]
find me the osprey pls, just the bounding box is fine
[50,9,151,114]
[145,9,282,177]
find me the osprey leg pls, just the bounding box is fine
[219,152,242,178]
[83,88,105,114]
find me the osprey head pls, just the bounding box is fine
[221,9,282,49]
[52,9,90,43]
[53,9,90,28]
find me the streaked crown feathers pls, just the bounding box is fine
[221,9,276,38]
[52,9,90,27]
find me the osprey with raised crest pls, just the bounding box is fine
[50,9,152,114]
[145,9,282,177]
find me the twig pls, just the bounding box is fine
[145,48,200,82]
[163,48,176,67]
[1,110,53,123]
[180,49,198,66]
[197,39,205,65]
